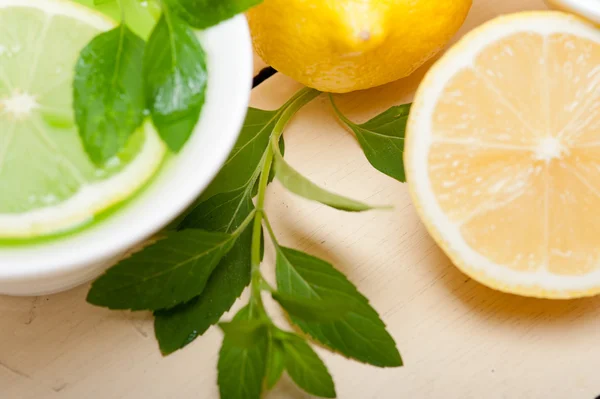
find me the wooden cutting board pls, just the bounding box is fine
[2,0,600,398]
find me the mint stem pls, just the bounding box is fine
[249,87,321,315]
[234,209,257,237]
[328,93,355,127]
[262,212,277,245]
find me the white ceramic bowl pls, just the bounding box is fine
[0,16,253,296]
[545,0,600,24]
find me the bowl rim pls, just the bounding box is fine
[0,14,253,281]
[545,0,600,24]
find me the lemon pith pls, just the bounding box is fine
[406,12,600,299]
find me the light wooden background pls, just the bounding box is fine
[2,0,600,398]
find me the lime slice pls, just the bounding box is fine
[0,0,166,239]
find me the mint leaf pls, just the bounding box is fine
[219,318,268,348]
[164,0,262,29]
[155,188,255,355]
[87,229,239,311]
[154,230,251,354]
[265,339,285,389]
[276,247,402,368]
[218,306,268,399]
[272,292,351,322]
[272,144,377,212]
[282,334,336,398]
[154,231,251,354]
[73,24,146,165]
[331,97,410,182]
[201,107,281,200]
[144,12,207,152]
[81,0,158,38]
[179,186,253,232]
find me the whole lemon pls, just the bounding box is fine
[247,0,473,93]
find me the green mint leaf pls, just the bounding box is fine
[200,107,281,201]
[331,97,410,182]
[265,339,285,389]
[281,334,336,398]
[154,230,251,354]
[218,306,268,399]
[275,247,402,367]
[80,0,158,38]
[155,188,254,355]
[179,185,253,232]
[272,292,351,322]
[144,12,207,152]
[73,24,146,165]
[164,0,263,29]
[87,229,240,311]
[219,319,268,348]
[272,145,377,212]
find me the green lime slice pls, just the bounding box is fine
[0,0,166,238]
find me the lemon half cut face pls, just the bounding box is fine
[406,12,600,299]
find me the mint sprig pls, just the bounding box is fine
[87,86,406,398]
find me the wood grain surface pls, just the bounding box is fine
[2,0,600,398]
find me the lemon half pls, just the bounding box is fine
[406,12,600,298]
